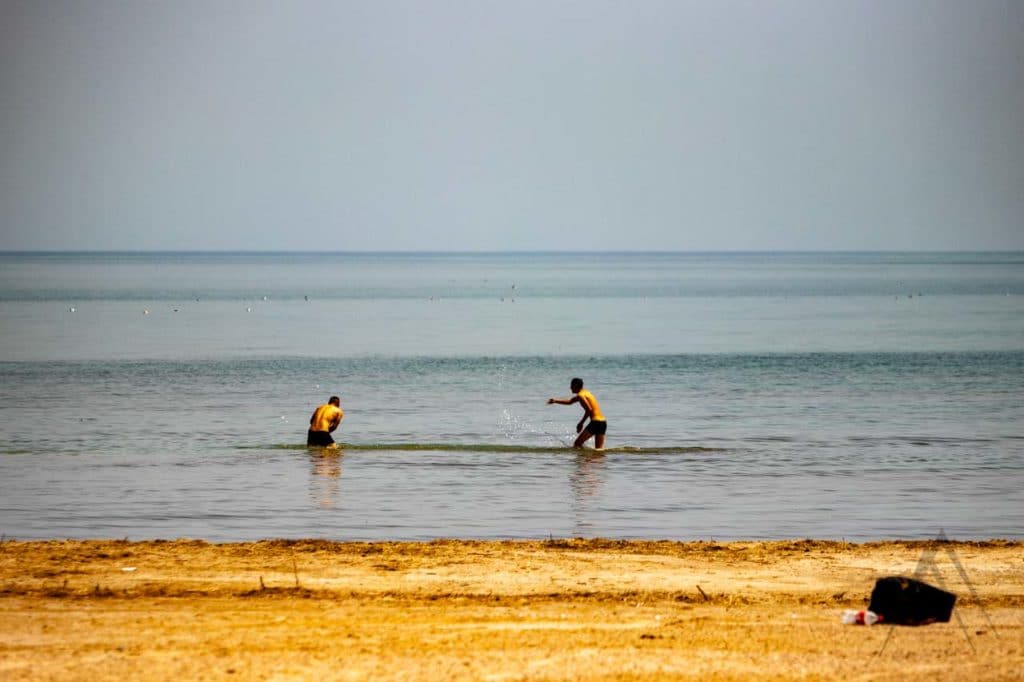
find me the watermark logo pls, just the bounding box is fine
[878,529,998,655]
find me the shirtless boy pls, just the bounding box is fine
[307,396,344,447]
[547,378,607,449]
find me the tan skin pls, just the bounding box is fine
[309,397,343,447]
[547,387,605,449]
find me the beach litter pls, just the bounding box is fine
[841,576,956,626]
[869,576,956,625]
[841,609,879,625]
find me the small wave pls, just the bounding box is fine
[248,442,722,455]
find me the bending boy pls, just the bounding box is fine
[547,378,607,449]
[308,396,344,447]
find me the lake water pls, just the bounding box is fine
[1,252,1022,541]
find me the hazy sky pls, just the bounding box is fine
[1,0,1022,251]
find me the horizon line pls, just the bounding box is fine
[2,248,1023,255]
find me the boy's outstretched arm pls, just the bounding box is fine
[547,396,579,406]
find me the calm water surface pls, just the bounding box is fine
[1,252,1022,541]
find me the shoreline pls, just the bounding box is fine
[2,538,1022,680]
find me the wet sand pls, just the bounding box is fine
[1,538,1021,680]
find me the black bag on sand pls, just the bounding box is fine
[868,576,956,625]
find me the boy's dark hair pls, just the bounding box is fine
[329,396,340,405]
[570,378,583,392]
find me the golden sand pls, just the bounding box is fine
[1,538,1021,680]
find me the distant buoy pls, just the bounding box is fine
[246,307,252,312]
[144,309,150,315]
[68,306,75,313]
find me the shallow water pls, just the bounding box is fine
[1,252,1022,540]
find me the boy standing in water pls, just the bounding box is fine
[308,396,344,447]
[548,378,607,449]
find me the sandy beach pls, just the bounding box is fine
[1,538,1021,680]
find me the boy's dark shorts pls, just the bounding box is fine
[307,430,335,446]
[586,420,608,436]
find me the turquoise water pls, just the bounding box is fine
[0,252,1022,540]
